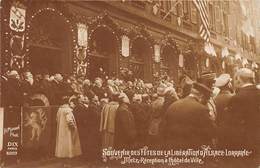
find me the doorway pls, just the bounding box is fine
[89,26,118,79]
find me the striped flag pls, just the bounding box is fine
[193,0,210,42]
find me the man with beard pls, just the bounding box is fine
[162,81,215,150]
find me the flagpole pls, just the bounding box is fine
[163,0,182,20]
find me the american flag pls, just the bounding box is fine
[193,0,210,42]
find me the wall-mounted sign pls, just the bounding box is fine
[154,44,160,63]
[206,58,210,67]
[9,3,26,32]
[222,61,226,69]
[179,53,184,67]
[77,23,88,47]
[121,35,130,57]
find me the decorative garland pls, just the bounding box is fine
[25,7,77,73]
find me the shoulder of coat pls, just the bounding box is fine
[256,84,260,90]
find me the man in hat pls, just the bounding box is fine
[197,72,217,121]
[51,73,64,105]
[92,77,107,100]
[162,81,215,150]
[39,70,54,104]
[124,81,135,102]
[214,74,234,148]
[225,68,260,165]
[147,83,167,149]
[131,94,150,148]
[114,93,136,150]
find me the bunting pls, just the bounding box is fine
[193,0,210,42]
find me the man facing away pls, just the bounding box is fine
[162,81,215,150]
[225,68,260,166]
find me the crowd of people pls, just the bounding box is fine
[1,67,260,167]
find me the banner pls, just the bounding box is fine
[3,106,21,160]
[121,35,130,57]
[9,2,26,32]
[77,23,88,47]
[154,44,160,63]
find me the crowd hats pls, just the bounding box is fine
[236,68,255,79]
[54,73,63,82]
[118,92,130,104]
[197,71,216,89]
[215,74,232,88]
[157,83,167,96]
[192,71,217,96]
[192,82,212,96]
[7,70,19,79]
[132,94,142,103]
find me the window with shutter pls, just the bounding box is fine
[209,3,215,31]
[223,12,228,37]
[177,2,183,17]
[183,1,190,21]
[171,0,178,15]
[190,2,197,24]
[160,0,171,21]
[215,2,222,34]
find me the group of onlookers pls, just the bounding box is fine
[1,67,260,167]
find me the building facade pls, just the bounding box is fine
[1,0,259,83]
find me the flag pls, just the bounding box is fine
[163,0,182,20]
[193,0,210,42]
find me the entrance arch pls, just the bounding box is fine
[88,25,119,79]
[27,9,72,75]
[130,37,152,82]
